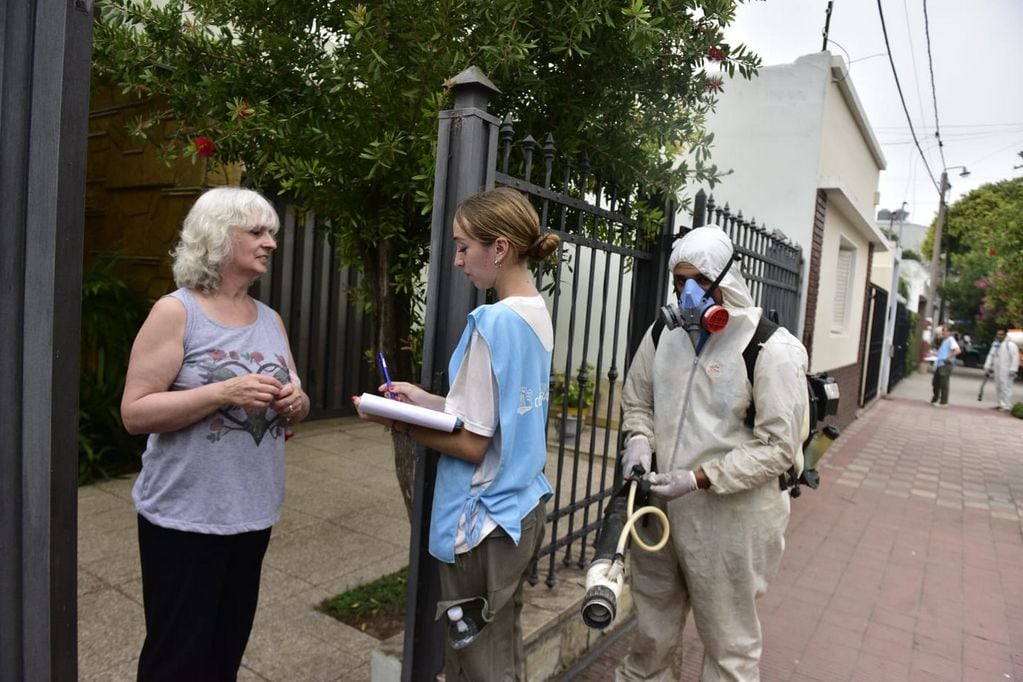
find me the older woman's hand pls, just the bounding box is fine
[220,374,283,409]
[270,381,308,423]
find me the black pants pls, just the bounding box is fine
[136,515,272,682]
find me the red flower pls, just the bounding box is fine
[250,352,264,363]
[209,417,224,431]
[707,46,726,62]
[193,136,216,158]
[704,76,724,94]
[209,349,226,360]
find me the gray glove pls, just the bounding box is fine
[647,469,698,500]
[621,435,652,480]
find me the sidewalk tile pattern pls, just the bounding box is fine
[78,368,1023,680]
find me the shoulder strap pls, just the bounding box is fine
[743,315,779,427]
[651,316,666,349]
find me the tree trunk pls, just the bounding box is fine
[367,236,418,523]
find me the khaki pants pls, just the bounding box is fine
[438,502,546,682]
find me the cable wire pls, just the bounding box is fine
[922,0,947,170]
[876,0,941,194]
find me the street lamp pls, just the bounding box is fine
[924,166,970,326]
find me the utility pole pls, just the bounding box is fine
[924,170,949,327]
[923,166,970,327]
[821,1,834,51]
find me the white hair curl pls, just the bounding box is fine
[172,187,280,293]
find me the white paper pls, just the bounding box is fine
[357,393,461,432]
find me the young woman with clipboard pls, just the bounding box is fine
[355,187,560,680]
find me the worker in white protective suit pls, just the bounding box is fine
[983,329,1020,411]
[617,226,809,681]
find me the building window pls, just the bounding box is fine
[831,240,855,333]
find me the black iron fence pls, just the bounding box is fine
[692,190,804,332]
[492,118,673,588]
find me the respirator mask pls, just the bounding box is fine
[658,253,737,353]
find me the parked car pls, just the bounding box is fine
[960,343,989,369]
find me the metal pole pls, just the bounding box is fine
[821,1,835,51]
[1,1,92,679]
[924,171,949,326]
[403,66,501,681]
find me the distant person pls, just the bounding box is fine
[983,329,1020,411]
[121,187,308,681]
[930,326,961,407]
[355,187,561,680]
[920,317,934,363]
[962,333,973,351]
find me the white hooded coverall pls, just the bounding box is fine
[617,227,809,681]
[984,338,1020,410]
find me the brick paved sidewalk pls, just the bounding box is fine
[567,371,1023,680]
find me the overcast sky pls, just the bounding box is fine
[723,0,1023,228]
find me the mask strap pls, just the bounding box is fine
[701,249,741,304]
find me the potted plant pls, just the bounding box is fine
[551,364,596,437]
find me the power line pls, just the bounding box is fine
[921,0,947,170]
[876,0,940,194]
[873,123,1023,130]
[901,0,930,154]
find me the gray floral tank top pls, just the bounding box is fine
[131,288,290,534]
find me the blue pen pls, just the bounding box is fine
[377,352,397,399]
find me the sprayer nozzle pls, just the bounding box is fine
[581,584,618,629]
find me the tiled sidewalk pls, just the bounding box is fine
[77,366,1023,680]
[571,367,1023,681]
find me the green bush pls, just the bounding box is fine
[79,257,150,484]
[1011,402,1023,420]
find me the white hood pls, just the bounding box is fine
[668,227,754,309]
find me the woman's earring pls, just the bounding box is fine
[494,259,502,268]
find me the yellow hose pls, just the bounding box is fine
[614,479,670,556]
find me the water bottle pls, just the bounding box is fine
[446,605,479,650]
[803,425,840,471]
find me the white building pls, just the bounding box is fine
[685,51,890,419]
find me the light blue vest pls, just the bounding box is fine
[429,302,554,563]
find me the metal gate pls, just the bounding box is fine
[888,301,910,392]
[492,122,672,587]
[691,191,803,332]
[863,284,887,404]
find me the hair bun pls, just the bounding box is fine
[527,231,561,261]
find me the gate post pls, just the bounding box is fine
[626,197,676,363]
[403,66,501,680]
[1,1,92,679]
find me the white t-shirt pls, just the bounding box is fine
[444,295,554,553]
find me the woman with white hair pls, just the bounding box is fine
[618,226,809,681]
[121,186,308,681]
